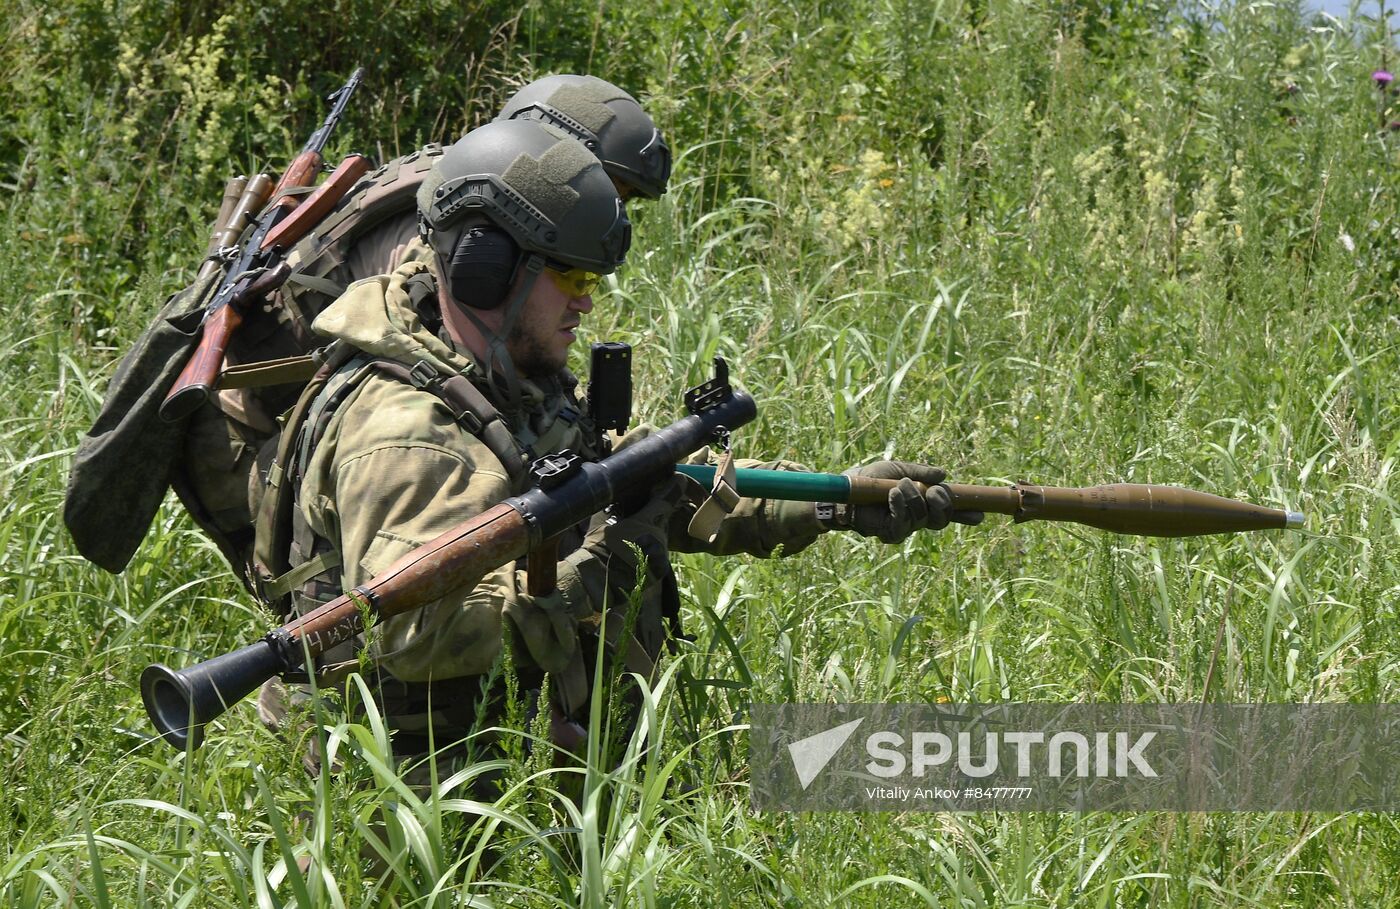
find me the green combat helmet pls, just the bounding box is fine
[496,74,671,199]
[416,118,630,413]
[417,118,630,274]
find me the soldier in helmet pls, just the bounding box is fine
[262,116,977,779]
[199,74,671,610]
[495,73,671,202]
[329,73,671,290]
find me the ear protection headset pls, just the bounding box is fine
[445,225,522,311]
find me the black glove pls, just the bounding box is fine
[559,476,683,610]
[836,461,984,543]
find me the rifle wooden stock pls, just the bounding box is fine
[164,304,244,418]
[262,154,372,251]
[270,150,324,212]
[161,264,292,419]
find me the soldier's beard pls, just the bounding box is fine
[506,318,568,378]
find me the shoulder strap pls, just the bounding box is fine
[368,358,533,490]
[219,354,320,390]
[251,340,365,611]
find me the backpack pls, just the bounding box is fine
[64,145,446,583]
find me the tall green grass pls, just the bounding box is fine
[3,0,1400,904]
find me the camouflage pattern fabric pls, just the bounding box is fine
[281,242,825,749]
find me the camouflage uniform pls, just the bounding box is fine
[164,149,438,589]
[260,239,824,757]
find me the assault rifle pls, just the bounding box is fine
[161,68,371,421]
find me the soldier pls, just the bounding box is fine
[261,116,978,779]
[169,74,676,603]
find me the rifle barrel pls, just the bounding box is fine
[160,68,366,423]
[304,67,364,155]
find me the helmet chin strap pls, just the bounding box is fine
[454,252,545,427]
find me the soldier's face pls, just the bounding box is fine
[506,268,594,376]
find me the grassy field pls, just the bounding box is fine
[3,0,1400,905]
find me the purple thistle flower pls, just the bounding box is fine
[1389,121,1400,132]
[1374,70,1394,87]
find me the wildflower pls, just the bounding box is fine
[858,149,892,179]
[1181,173,1221,259]
[1373,70,1394,88]
[1073,145,1115,186]
[818,149,894,251]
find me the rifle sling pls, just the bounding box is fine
[283,271,347,298]
[262,549,342,600]
[220,355,321,390]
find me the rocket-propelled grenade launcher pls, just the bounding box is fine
[141,357,1301,749]
[672,466,1304,537]
[142,360,755,750]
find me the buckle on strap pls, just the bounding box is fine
[436,374,486,434]
[407,359,441,390]
[262,549,344,600]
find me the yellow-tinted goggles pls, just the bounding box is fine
[546,266,604,298]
